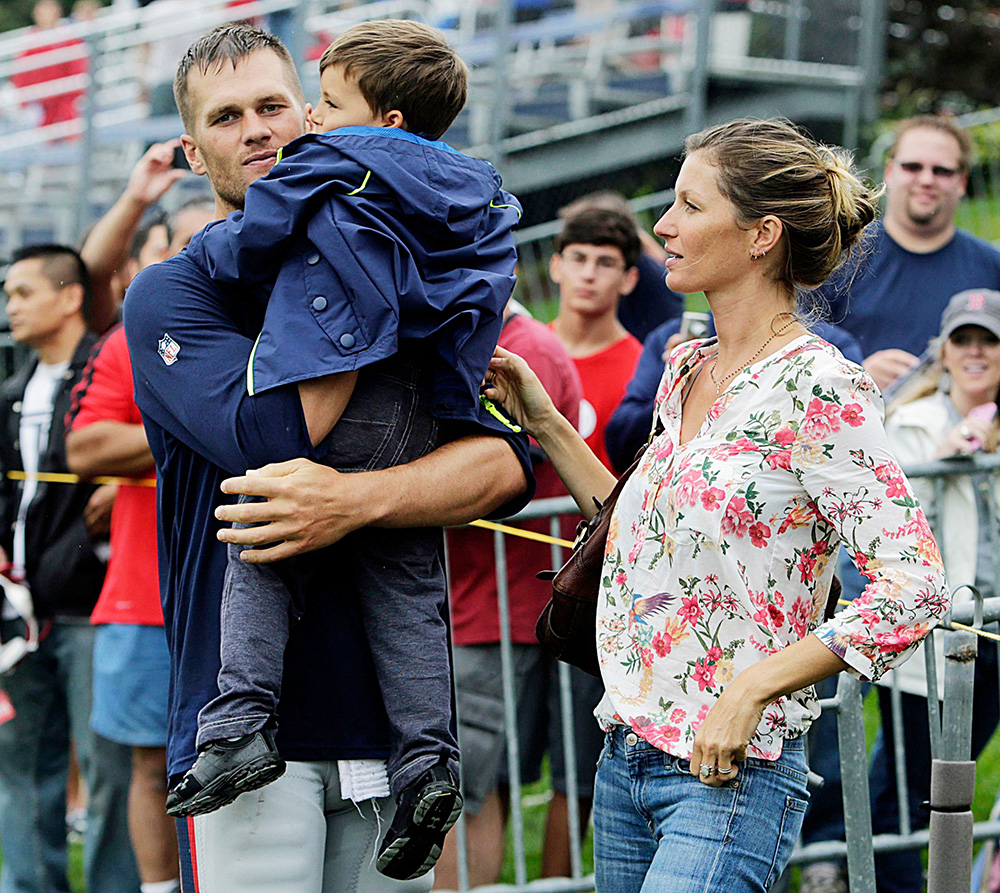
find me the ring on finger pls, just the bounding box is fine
[716,766,734,775]
[699,764,714,778]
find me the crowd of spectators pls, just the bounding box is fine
[0,10,998,890]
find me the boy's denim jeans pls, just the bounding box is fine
[593,727,808,892]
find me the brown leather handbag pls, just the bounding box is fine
[534,451,644,677]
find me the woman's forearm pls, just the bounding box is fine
[729,633,851,710]
[533,410,617,520]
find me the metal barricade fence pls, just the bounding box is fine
[444,454,1000,892]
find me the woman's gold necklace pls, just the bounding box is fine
[709,313,799,396]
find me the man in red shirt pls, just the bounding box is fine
[548,206,643,472]
[66,150,214,893]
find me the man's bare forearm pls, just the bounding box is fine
[66,421,154,479]
[214,435,529,562]
[81,192,149,333]
[366,434,527,529]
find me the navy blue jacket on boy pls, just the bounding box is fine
[184,126,522,434]
[123,251,534,778]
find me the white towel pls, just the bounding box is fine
[338,759,390,803]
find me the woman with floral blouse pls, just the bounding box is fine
[484,117,950,892]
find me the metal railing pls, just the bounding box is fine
[0,0,885,255]
[442,455,1000,892]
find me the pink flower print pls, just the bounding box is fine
[774,426,796,447]
[873,461,901,484]
[653,441,674,461]
[790,597,811,637]
[727,437,759,456]
[615,571,628,587]
[640,646,655,668]
[705,573,718,584]
[885,476,908,499]
[721,496,753,538]
[706,645,723,662]
[678,596,703,625]
[841,403,865,427]
[650,725,681,749]
[652,633,669,657]
[670,708,687,724]
[749,521,771,548]
[692,703,711,731]
[766,449,792,471]
[755,604,785,630]
[801,397,842,441]
[675,468,708,507]
[797,551,817,583]
[701,486,726,511]
[857,607,881,627]
[873,625,924,655]
[692,659,717,691]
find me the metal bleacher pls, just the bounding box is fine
[0,0,888,255]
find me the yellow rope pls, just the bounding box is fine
[12,470,1000,642]
[7,470,156,487]
[469,519,574,549]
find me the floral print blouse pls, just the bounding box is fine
[595,335,949,761]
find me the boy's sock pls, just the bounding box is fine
[376,762,463,881]
[165,726,285,818]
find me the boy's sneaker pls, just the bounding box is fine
[376,764,463,880]
[165,727,285,818]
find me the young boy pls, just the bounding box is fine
[162,20,522,881]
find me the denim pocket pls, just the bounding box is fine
[764,794,809,888]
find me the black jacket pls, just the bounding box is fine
[0,331,105,618]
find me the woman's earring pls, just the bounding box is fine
[750,249,767,260]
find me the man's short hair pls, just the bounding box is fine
[555,207,641,270]
[173,22,304,134]
[10,243,92,321]
[319,19,467,140]
[887,115,972,172]
[165,198,216,244]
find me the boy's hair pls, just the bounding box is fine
[174,22,304,134]
[319,19,467,140]
[555,207,641,270]
[10,243,92,321]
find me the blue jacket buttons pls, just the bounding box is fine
[339,333,356,349]
[311,296,328,311]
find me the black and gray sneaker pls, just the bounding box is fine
[165,727,285,818]
[376,764,463,880]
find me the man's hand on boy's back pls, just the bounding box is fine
[216,437,529,562]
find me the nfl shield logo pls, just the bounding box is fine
[158,333,180,366]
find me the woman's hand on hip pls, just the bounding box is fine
[689,686,765,787]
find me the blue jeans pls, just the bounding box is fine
[0,619,139,893]
[593,728,809,893]
[202,349,456,799]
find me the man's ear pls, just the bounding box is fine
[180,133,206,176]
[618,265,640,297]
[61,282,85,318]
[549,251,564,284]
[303,103,316,133]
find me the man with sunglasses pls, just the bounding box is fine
[820,115,1000,394]
[802,115,1000,893]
